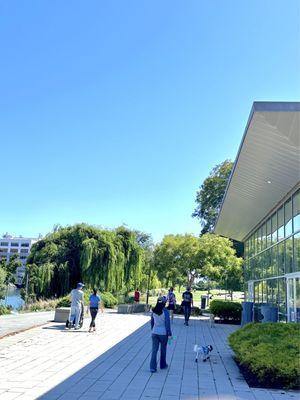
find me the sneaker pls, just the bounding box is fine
[150,369,157,373]
[160,364,168,369]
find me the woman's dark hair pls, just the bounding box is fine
[152,299,165,316]
[93,288,97,296]
[169,287,174,292]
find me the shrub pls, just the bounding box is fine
[229,323,300,389]
[56,296,71,308]
[210,300,242,322]
[0,304,11,315]
[101,292,118,308]
[173,304,202,316]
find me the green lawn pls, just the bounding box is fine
[139,289,244,307]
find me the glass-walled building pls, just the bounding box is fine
[244,189,300,321]
[215,102,300,322]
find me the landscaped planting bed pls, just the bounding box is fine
[229,323,300,389]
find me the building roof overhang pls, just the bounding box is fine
[215,102,300,242]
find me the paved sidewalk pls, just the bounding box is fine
[0,311,54,338]
[0,313,298,400]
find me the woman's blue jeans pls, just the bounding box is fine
[150,334,168,371]
[184,304,191,323]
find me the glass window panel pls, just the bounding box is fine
[293,190,300,233]
[278,241,285,275]
[254,231,258,255]
[266,218,272,248]
[257,228,262,251]
[271,245,278,277]
[264,249,271,278]
[271,213,277,244]
[254,281,260,304]
[294,232,300,272]
[261,223,266,250]
[250,258,256,280]
[244,260,251,282]
[285,198,293,237]
[268,279,278,305]
[277,278,286,321]
[244,241,248,260]
[262,280,267,303]
[251,235,255,257]
[278,207,285,240]
[285,237,293,274]
[296,278,300,323]
[257,254,263,279]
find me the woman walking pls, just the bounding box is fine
[150,297,172,373]
[89,288,101,333]
[167,287,176,321]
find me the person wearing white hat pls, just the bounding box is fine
[69,282,85,329]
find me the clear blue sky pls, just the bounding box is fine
[1,1,299,242]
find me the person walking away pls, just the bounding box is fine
[150,297,172,373]
[134,288,140,303]
[167,287,176,321]
[182,287,193,326]
[89,288,101,332]
[70,282,84,329]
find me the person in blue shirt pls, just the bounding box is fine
[89,288,101,333]
[150,296,172,373]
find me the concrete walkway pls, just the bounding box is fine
[0,312,298,400]
[0,311,54,339]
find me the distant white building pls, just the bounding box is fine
[0,234,38,286]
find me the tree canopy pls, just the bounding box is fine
[193,160,233,234]
[26,224,145,299]
[153,233,243,291]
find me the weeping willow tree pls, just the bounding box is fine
[26,223,146,299]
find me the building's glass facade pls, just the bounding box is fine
[244,188,300,322]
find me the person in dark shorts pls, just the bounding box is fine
[166,287,176,321]
[89,288,101,333]
[182,287,193,326]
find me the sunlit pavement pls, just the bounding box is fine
[0,311,53,339]
[0,312,298,400]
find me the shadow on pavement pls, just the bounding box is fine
[38,321,151,400]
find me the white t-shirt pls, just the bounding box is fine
[71,289,84,307]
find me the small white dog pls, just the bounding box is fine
[194,344,213,362]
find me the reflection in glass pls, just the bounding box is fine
[255,230,259,255]
[250,258,256,280]
[285,237,293,274]
[264,249,271,278]
[262,280,266,303]
[293,190,300,233]
[271,213,277,244]
[261,223,266,250]
[278,207,284,241]
[278,278,286,321]
[278,241,285,275]
[294,232,300,272]
[270,245,278,277]
[267,279,277,305]
[266,218,272,248]
[285,199,293,237]
[296,278,300,322]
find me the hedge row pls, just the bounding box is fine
[229,323,300,389]
[210,300,242,322]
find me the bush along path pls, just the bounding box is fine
[229,322,300,390]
